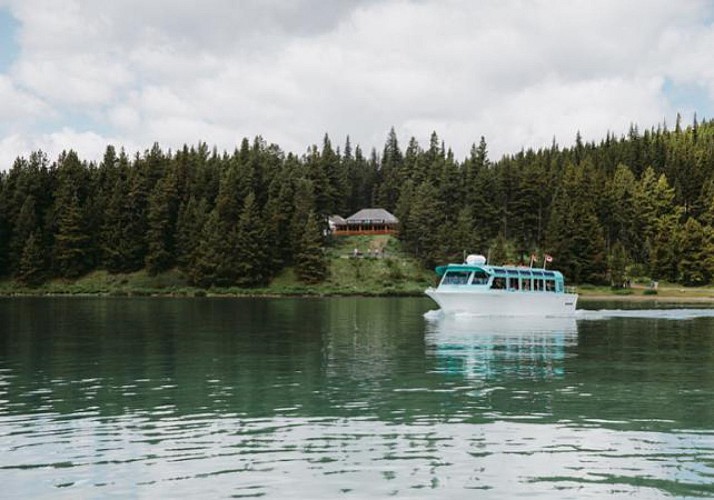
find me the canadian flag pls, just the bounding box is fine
[544,254,553,262]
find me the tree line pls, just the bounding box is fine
[1,115,714,287]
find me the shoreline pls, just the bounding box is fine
[579,294,714,303]
[2,288,714,303]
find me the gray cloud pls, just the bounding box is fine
[0,0,713,169]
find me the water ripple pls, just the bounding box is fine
[1,411,713,498]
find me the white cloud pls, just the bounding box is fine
[1,0,713,169]
[0,74,48,121]
[0,128,129,170]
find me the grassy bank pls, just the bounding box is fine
[0,235,434,297]
[577,283,714,302]
[2,235,714,302]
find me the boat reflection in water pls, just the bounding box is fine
[424,311,578,381]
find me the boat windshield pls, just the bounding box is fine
[442,270,471,285]
[471,269,489,285]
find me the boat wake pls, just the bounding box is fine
[423,309,577,320]
[423,309,444,320]
[576,308,714,321]
[425,308,714,321]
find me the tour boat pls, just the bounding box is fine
[425,254,578,316]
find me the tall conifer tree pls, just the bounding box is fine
[296,211,327,283]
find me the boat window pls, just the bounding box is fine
[556,281,563,293]
[471,269,489,285]
[534,278,544,291]
[494,268,506,275]
[442,271,471,285]
[543,271,555,277]
[506,270,519,276]
[545,279,556,292]
[491,277,506,290]
[521,278,532,291]
[532,270,543,276]
[508,277,520,290]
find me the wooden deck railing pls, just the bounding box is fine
[332,229,398,236]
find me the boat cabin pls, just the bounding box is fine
[436,264,567,294]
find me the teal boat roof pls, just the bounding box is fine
[435,263,565,280]
[434,264,484,276]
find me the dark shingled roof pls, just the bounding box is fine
[345,208,399,224]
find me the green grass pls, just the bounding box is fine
[0,269,194,297]
[6,236,706,300]
[265,236,432,296]
[0,236,433,297]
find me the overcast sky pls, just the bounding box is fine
[0,0,713,169]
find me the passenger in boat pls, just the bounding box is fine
[491,277,506,289]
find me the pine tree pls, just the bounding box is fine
[488,233,514,266]
[448,207,480,261]
[0,176,9,276]
[189,208,235,287]
[120,156,152,271]
[394,180,415,246]
[304,145,331,215]
[295,211,327,283]
[605,164,639,256]
[145,167,180,275]
[17,231,46,286]
[545,162,607,283]
[636,169,681,271]
[404,182,444,267]
[649,214,679,281]
[678,218,709,286]
[234,192,269,286]
[54,190,91,278]
[175,196,209,272]
[263,166,297,269]
[320,134,346,214]
[376,127,403,211]
[100,172,133,273]
[9,195,38,273]
[289,178,318,256]
[609,241,628,287]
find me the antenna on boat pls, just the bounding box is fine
[486,248,491,265]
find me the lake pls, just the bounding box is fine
[1,297,714,498]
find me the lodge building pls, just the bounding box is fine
[329,208,399,236]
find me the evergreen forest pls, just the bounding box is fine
[2,114,714,288]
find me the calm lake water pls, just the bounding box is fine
[2,297,714,498]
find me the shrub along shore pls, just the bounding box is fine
[2,277,713,302]
[0,235,433,298]
[3,237,712,302]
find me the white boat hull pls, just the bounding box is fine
[425,288,578,316]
